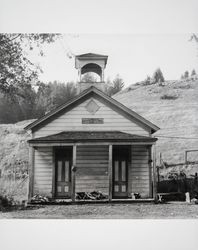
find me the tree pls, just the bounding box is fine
[34,81,77,116]
[191,69,196,76]
[0,33,60,97]
[81,72,98,82]
[184,71,189,78]
[106,75,125,96]
[144,75,152,85]
[181,74,185,80]
[0,83,37,123]
[152,68,165,84]
[0,81,77,123]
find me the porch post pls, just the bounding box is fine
[28,146,35,201]
[108,144,113,201]
[52,147,55,198]
[152,144,157,201]
[71,145,77,202]
[148,146,153,198]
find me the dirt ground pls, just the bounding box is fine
[0,202,198,219]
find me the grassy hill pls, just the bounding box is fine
[114,77,198,165]
[0,78,198,199]
[0,120,34,201]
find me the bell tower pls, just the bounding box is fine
[75,53,108,92]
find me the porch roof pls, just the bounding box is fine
[28,131,157,144]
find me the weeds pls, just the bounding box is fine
[160,94,178,100]
[0,172,28,211]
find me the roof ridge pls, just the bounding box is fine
[25,86,159,133]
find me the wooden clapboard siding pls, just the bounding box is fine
[130,146,151,198]
[33,98,149,138]
[34,147,53,197]
[75,145,109,194]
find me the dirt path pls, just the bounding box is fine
[1,202,198,219]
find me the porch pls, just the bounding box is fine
[28,131,157,202]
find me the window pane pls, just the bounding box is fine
[114,161,119,181]
[121,185,126,192]
[114,185,119,192]
[58,161,62,181]
[64,186,68,192]
[65,161,69,182]
[57,186,62,192]
[121,161,126,181]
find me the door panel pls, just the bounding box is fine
[55,148,72,198]
[113,146,130,198]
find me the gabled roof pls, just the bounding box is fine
[28,131,157,144]
[76,53,108,58]
[24,86,160,133]
[75,53,108,67]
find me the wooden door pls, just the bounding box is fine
[55,148,72,198]
[113,146,129,198]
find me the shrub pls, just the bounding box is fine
[0,195,17,211]
[160,94,178,100]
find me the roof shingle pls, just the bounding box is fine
[28,131,157,143]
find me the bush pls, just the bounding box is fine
[160,94,178,100]
[0,195,17,211]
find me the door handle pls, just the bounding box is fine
[72,166,77,172]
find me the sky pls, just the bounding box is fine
[28,33,198,86]
[1,0,197,87]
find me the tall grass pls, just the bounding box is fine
[0,173,29,204]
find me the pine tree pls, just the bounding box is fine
[191,69,196,76]
[181,74,184,80]
[184,71,189,78]
[152,68,165,84]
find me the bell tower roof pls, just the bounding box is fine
[75,52,108,93]
[75,53,108,68]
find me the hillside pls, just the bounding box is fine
[0,78,197,183]
[114,77,198,164]
[0,120,33,173]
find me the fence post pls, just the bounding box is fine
[185,150,188,164]
[159,152,162,166]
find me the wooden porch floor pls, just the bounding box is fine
[29,198,155,205]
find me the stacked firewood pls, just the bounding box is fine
[76,191,107,200]
[30,194,49,204]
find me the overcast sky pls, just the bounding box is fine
[28,33,197,86]
[1,0,197,87]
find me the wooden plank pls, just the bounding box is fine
[128,162,132,197]
[76,180,109,185]
[31,142,155,147]
[131,156,148,160]
[76,176,108,181]
[131,160,149,164]
[76,168,108,176]
[76,160,108,164]
[131,176,150,181]
[71,145,76,202]
[152,145,157,200]
[75,187,108,193]
[28,146,35,200]
[131,163,149,168]
[108,144,112,201]
[34,169,53,174]
[76,164,108,168]
[77,151,108,155]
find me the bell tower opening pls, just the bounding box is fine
[75,53,108,92]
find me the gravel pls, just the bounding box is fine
[1,202,198,219]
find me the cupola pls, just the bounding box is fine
[75,53,108,92]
